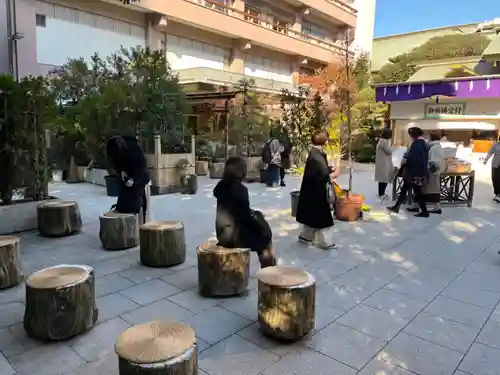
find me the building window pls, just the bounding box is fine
[302,22,334,42]
[36,14,46,27]
[273,19,288,33]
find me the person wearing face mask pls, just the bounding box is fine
[296,128,337,249]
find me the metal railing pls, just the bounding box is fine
[186,0,348,55]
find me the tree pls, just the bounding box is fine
[372,54,419,83]
[373,33,491,83]
[230,79,272,156]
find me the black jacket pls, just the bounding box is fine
[106,136,150,215]
[296,147,334,229]
[213,178,272,252]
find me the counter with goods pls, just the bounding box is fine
[392,157,474,207]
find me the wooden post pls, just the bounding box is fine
[153,133,161,188]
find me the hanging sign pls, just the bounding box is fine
[424,102,465,117]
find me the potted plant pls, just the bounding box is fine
[176,158,197,194]
[0,75,59,234]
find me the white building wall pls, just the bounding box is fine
[352,0,376,58]
[166,34,229,70]
[35,2,145,70]
[244,55,293,84]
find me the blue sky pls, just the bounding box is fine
[374,0,500,37]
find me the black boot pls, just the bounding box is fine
[386,205,400,213]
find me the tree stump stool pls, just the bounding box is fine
[140,221,186,267]
[209,162,224,179]
[37,200,82,237]
[0,236,23,289]
[197,239,250,297]
[115,321,197,375]
[99,211,139,251]
[23,264,98,340]
[195,160,208,176]
[257,265,315,341]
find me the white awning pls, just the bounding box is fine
[396,119,498,131]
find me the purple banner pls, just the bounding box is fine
[376,77,500,102]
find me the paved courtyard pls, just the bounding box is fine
[2,168,500,375]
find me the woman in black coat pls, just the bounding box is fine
[296,129,336,249]
[213,156,276,268]
[106,135,150,222]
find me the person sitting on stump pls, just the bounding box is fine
[213,156,276,268]
[106,135,150,223]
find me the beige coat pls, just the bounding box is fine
[375,138,394,183]
[424,141,445,195]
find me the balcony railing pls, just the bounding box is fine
[186,0,347,55]
[327,0,357,15]
[174,67,298,94]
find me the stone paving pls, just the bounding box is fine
[2,169,500,375]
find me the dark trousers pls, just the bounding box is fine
[280,167,285,183]
[492,167,500,195]
[395,182,427,213]
[266,164,280,187]
[378,182,388,197]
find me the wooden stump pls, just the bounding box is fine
[197,239,250,297]
[140,221,186,267]
[99,211,139,251]
[37,200,82,237]
[115,321,197,375]
[257,266,315,341]
[23,264,98,340]
[0,236,23,289]
[209,162,224,179]
[195,160,208,176]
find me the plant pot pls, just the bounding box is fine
[104,175,122,197]
[290,191,300,217]
[260,168,267,184]
[335,194,364,222]
[195,160,209,176]
[181,174,198,194]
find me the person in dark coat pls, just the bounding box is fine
[296,129,336,249]
[279,130,292,187]
[387,127,429,217]
[213,156,276,268]
[106,135,150,223]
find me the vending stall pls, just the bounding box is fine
[375,75,500,205]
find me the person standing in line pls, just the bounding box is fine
[387,127,429,217]
[296,128,336,249]
[374,128,394,202]
[484,136,500,202]
[424,133,445,214]
[263,128,282,187]
[279,130,292,187]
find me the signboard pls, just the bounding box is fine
[424,103,465,117]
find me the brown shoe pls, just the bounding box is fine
[259,249,277,268]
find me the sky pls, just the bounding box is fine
[374,0,500,37]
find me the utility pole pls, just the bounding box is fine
[342,32,354,193]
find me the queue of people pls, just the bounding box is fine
[378,127,446,218]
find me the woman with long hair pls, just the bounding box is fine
[106,135,150,222]
[213,156,276,268]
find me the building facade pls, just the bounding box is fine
[0,0,362,93]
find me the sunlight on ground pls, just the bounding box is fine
[438,220,479,244]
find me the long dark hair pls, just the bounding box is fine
[223,156,247,181]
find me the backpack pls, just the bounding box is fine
[261,140,272,163]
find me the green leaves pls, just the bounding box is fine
[373,33,491,83]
